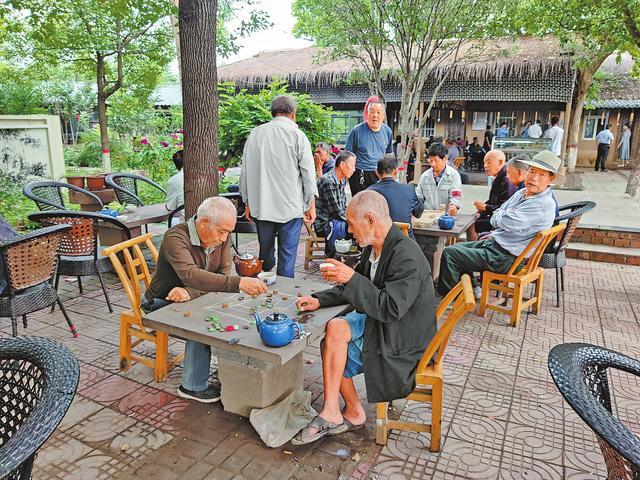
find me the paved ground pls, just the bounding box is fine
[9,231,640,479]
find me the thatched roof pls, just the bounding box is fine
[217,36,575,87]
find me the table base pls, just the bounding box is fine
[415,236,446,281]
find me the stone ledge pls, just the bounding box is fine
[566,242,640,265]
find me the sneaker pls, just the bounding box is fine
[177,384,221,403]
[473,286,482,300]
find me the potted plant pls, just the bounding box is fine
[65,175,85,188]
[86,174,106,191]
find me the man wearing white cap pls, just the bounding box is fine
[438,150,563,299]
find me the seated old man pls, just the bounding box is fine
[437,150,563,299]
[415,142,462,215]
[368,154,424,238]
[313,150,357,257]
[467,150,518,240]
[293,190,437,444]
[141,197,267,403]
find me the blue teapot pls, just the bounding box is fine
[438,214,456,230]
[253,312,303,348]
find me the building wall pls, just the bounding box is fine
[576,109,635,168]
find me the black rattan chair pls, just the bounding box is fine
[220,193,257,253]
[105,173,166,207]
[0,336,79,480]
[22,181,103,211]
[167,205,185,228]
[540,201,596,307]
[549,343,640,479]
[28,211,131,313]
[0,225,77,337]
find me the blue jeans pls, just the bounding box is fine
[141,296,211,392]
[254,217,303,278]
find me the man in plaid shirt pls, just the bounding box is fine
[313,150,357,257]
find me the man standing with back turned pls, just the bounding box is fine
[240,95,318,278]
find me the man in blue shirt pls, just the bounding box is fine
[368,155,424,238]
[438,150,563,299]
[314,142,336,178]
[496,122,510,138]
[595,124,614,172]
[345,101,393,195]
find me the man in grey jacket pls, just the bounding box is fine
[240,95,318,278]
[292,190,436,444]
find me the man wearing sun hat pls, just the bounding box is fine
[438,150,563,298]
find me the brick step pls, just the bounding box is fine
[566,241,640,265]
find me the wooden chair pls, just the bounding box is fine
[304,223,325,269]
[453,156,465,169]
[101,234,183,382]
[394,222,410,237]
[478,224,566,327]
[376,274,475,452]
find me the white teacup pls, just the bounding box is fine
[257,272,276,285]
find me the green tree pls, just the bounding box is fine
[293,0,492,168]
[8,0,176,171]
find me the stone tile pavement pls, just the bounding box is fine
[6,231,640,479]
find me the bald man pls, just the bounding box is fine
[292,190,436,445]
[467,149,520,240]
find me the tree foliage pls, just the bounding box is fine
[218,81,336,167]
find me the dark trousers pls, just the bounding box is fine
[595,143,610,171]
[348,169,378,196]
[254,217,303,278]
[437,238,515,296]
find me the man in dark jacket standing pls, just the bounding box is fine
[467,149,517,240]
[368,154,424,238]
[292,190,436,444]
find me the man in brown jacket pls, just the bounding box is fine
[142,197,267,403]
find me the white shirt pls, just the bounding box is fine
[527,123,542,138]
[165,169,184,211]
[369,249,380,281]
[240,116,318,223]
[415,164,462,210]
[543,125,564,156]
[596,129,614,145]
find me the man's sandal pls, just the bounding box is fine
[291,415,346,445]
[328,418,365,436]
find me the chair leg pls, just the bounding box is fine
[10,317,17,337]
[96,270,113,313]
[533,272,544,315]
[51,270,61,312]
[555,267,561,308]
[77,276,83,294]
[560,266,565,291]
[119,316,132,371]
[155,331,169,382]
[510,284,523,327]
[22,315,27,329]
[430,382,443,452]
[479,278,490,317]
[376,402,389,445]
[57,298,78,337]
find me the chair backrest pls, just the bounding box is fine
[0,225,70,292]
[219,192,247,219]
[506,224,566,276]
[105,173,167,207]
[416,274,475,374]
[453,156,465,169]
[167,205,185,228]
[394,222,410,237]
[552,201,596,254]
[23,181,104,211]
[549,343,640,477]
[101,233,159,323]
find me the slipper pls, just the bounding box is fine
[291,415,342,445]
[327,418,365,436]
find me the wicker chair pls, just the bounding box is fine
[105,173,166,207]
[478,223,566,327]
[0,336,79,480]
[0,225,77,337]
[540,201,596,307]
[101,234,183,382]
[549,343,640,479]
[376,274,475,451]
[22,181,103,211]
[167,205,185,228]
[28,211,131,313]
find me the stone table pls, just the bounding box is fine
[98,203,170,246]
[143,276,346,416]
[413,213,476,280]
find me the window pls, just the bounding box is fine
[583,117,597,139]
[330,111,363,144]
[422,118,435,138]
[495,115,517,136]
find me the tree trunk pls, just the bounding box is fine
[625,118,640,199]
[565,69,593,173]
[179,0,218,218]
[96,54,111,172]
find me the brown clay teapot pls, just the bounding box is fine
[233,253,263,277]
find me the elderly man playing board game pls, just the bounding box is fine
[292,190,437,444]
[141,197,267,403]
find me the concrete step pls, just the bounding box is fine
[566,241,640,265]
